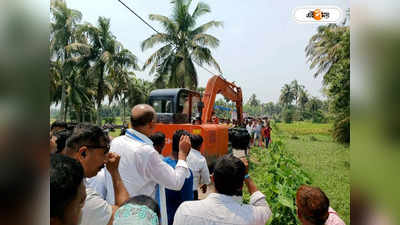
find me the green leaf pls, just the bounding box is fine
[278,195,294,210]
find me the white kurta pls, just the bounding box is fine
[104,129,190,225]
[186,148,211,191]
[80,180,112,225]
[173,191,272,225]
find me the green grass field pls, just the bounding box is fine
[274,121,350,224]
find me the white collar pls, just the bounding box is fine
[126,128,153,145]
[190,148,201,154]
[207,193,239,204]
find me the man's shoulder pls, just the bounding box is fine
[85,187,104,201]
[163,157,177,167]
[84,187,111,210]
[191,149,205,159]
[111,135,153,152]
[177,199,205,214]
[82,187,112,225]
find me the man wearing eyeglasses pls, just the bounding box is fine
[63,123,130,225]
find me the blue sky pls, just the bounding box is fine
[55,0,349,103]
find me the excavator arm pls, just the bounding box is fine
[201,75,243,124]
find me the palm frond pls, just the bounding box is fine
[65,42,91,56]
[192,2,210,20]
[191,21,223,36]
[141,33,170,51]
[192,33,219,48]
[148,14,178,34]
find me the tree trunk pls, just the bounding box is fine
[96,65,104,126]
[60,62,67,121]
[97,102,102,126]
[122,97,126,126]
[64,99,69,122]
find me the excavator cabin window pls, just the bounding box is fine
[177,91,201,123]
[149,89,202,124]
[151,98,173,113]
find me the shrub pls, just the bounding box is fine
[309,136,318,141]
[332,115,350,144]
[244,141,312,225]
[282,108,295,123]
[301,111,313,120]
[104,117,116,124]
[312,111,326,123]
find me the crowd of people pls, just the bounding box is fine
[50,104,345,225]
[245,118,272,149]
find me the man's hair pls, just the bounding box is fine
[213,154,246,196]
[229,128,250,150]
[208,158,216,174]
[296,185,330,225]
[130,111,155,127]
[51,120,68,131]
[172,130,190,153]
[50,154,84,219]
[123,195,160,219]
[191,134,203,150]
[64,123,109,155]
[54,129,72,154]
[149,132,165,147]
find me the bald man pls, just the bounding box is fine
[103,104,191,225]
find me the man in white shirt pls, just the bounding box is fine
[86,168,107,199]
[186,134,211,200]
[63,123,131,225]
[173,154,272,225]
[104,104,191,225]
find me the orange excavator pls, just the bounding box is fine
[149,75,243,157]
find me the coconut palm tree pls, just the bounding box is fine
[50,58,95,122]
[305,24,349,81]
[50,0,82,121]
[77,17,139,125]
[50,60,63,105]
[306,23,350,142]
[248,94,260,107]
[279,84,295,107]
[298,89,309,113]
[290,79,305,105]
[141,0,222,89]
[109,70,136,126]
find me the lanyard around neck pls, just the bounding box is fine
[126,130,146,143]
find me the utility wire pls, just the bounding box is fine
[117,0,222,76]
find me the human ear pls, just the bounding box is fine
[78,146,88,160]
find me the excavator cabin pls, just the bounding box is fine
[149,88,202,124]
[148,75,243,158]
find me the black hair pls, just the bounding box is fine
[229,128,250,150]
[130,110,155,127]
[213,154,246,196]
[120,127,127,136]
[124,195,160,220]
[208,158,216,174]
[50,154,84,219]
[65,123,109,155]
[149,132,166,147]
[54,129,72,154]
[51,120,68,131]
[172,130,190,153]
[191,134,203,150]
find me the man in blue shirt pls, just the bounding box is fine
[163,130,194,225]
